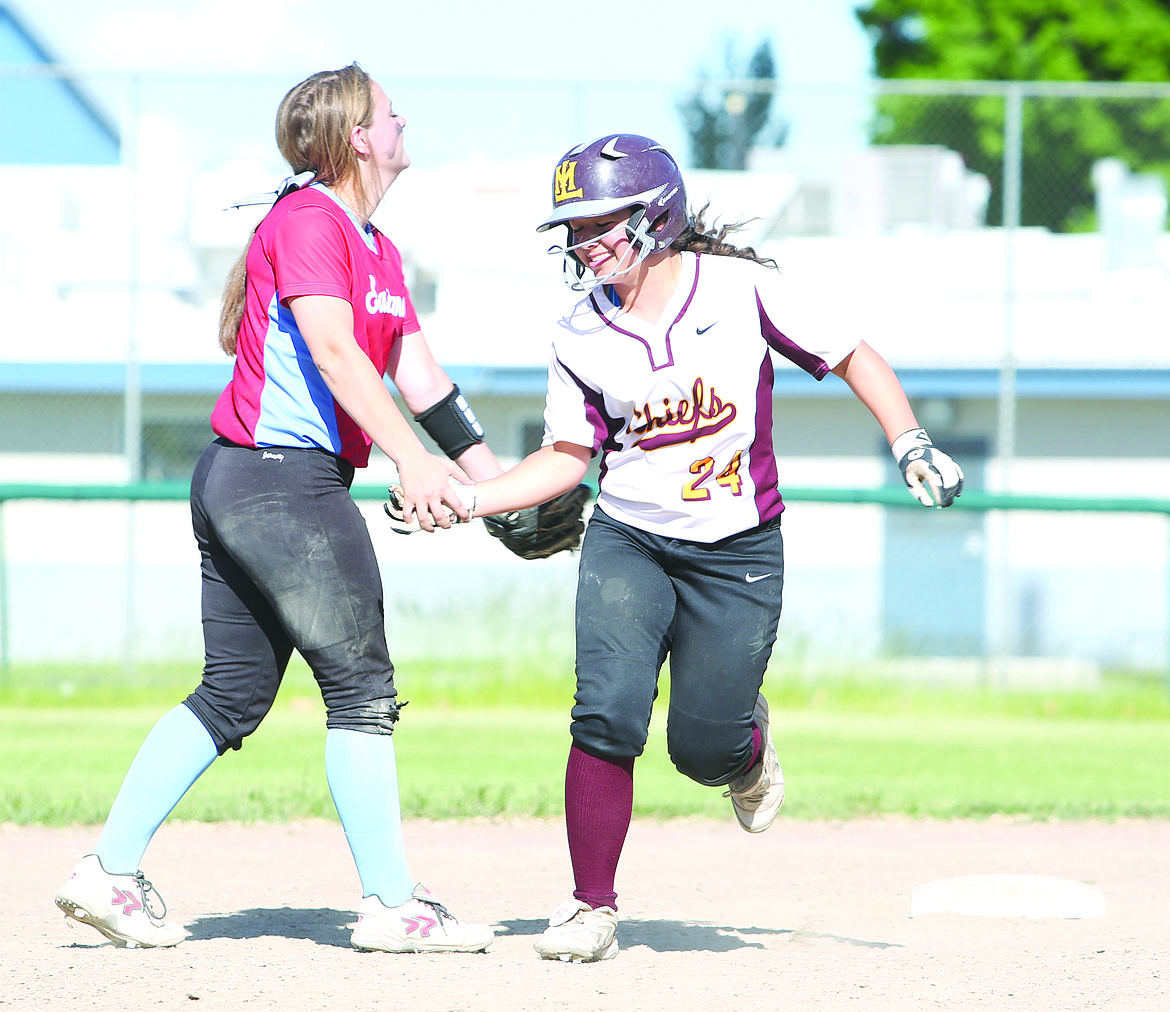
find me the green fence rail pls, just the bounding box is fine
[2,481,1169,514]
[2,483,1169,684]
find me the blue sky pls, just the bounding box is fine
[14,0,875,170]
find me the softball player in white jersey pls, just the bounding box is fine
[470,134,964,962]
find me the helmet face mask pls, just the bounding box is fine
[538,134,689,292]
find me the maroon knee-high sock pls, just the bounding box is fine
[565,744,634,912]
[749,722,762,770]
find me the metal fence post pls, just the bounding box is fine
[0,499,8,689]
[999,83,1023,489]
[988,83,1024,688]
[123,72,144,678]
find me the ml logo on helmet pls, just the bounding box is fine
[554,159,584,203]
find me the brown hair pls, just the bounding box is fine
[217,64,375,355]
[670,203,777,269]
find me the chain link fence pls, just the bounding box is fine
[2,70,1168,686]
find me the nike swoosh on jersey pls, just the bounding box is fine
[745,573,772,583]
[696,322,717,335]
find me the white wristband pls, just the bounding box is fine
[890,427,931,463]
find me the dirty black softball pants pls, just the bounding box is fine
[571,507,785,787]
[184,438,398,754]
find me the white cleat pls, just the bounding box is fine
[54,854,184,948]
[724,693,785,833]
[351,884,493,953]
[533,898,618,962]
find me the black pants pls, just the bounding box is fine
[185,439,398,754]
[572,508,785,786]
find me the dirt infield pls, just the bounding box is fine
[6,817,1168,1010]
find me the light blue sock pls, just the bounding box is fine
[94,704,218,873]
[325,728,413,907]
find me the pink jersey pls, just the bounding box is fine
[212,184,419,468]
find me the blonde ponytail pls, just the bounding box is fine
[218,63,373,356]
[217,229,256,356]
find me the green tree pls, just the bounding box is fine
[856,0,1170,230]
[679,39,786,170]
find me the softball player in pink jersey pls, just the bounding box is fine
[54,65,497,953]
[469,134,963,962]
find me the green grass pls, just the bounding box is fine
[0,655,580,710]
[2,660,1169,825]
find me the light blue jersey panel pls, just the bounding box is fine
[253,294,342,453]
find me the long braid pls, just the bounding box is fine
[671,203,777,268]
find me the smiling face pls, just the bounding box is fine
[566,213,638,282]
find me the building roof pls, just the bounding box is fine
[0,4,119,165]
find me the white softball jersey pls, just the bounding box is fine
[543,251,859,543]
